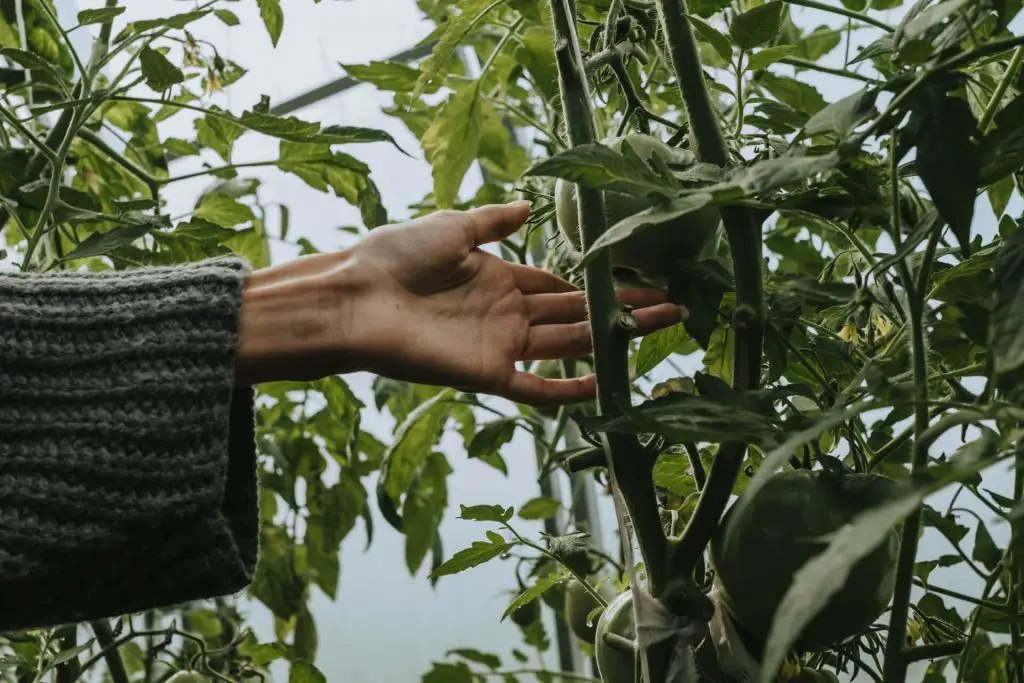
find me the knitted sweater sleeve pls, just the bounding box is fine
[0,256,260,631]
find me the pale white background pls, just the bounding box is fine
[34,1,1024,681]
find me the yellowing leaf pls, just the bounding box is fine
[421,84,485,208]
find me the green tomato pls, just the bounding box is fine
[564,577,614,645]
[710,469,899,652]
[555,134,721,282]
[165,672,209,683]
[594,590,638,683]
[510,595,542,629]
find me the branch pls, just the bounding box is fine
[654,0,765,576]
[90,621,130,683]
[902,641,967,663]
[781,0,895,32]
[546,0,668,595]
[78,129,160,198]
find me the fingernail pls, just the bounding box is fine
[509,199,532,210]
[678,305,690,321]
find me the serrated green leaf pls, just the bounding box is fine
[689,15,732,62]
[502,569,571,621]
[132,10,210,33]
[194,194,255,227]
[414,0,503,99]
[653,450,700,498]
[63,224,157,261]
[403,452,452,575]
[907,82,980,258]
[341,61,426,92]
[256,0,284,47]
[459,504,514,523]
[215,9,241,26]
[990,228,1024,385]
[730,2,785,50]
[636,323,691,377]
[422,83,485,208]
[139,47,184,92]
[747,44,797,71]
[430,536,516,578]
[803,88,878,138]
[518,497,562,520]
[77,7,125,26]
[289,661,325,683]
[447,649,502,669]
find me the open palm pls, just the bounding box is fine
[348,202,682,406]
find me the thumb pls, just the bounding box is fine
[467,201,532,247]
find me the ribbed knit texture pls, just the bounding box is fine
[0,256,260,631]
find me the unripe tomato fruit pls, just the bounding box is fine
[555,134,721,282]
[710,469,899,652]
[165,672,209,683]
[594,590,637,683]
[564,578,613,645]
[510,595,542,629]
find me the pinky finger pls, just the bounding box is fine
[502,371,597,408]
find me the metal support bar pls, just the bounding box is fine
[268,41,437,116]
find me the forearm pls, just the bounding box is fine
[0,257,259,630]
[235,246,367,385]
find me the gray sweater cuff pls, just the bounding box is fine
[0,257,260,630]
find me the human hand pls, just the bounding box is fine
[237,202,682,406]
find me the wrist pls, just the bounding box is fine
[235,249,367,385]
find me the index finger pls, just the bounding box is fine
[465,201,533,246]
[502,371,597,408]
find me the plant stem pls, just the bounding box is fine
[781,0,895,32]
[54,626,80,683]
[780,56,880,83]
[654,0,765,578]
[883,132,938,683]
[1010,445,1024,681]
[913,579,1007,611]
[78,129,161,196]
[89,622,129,683]
[684,443,706,490]
[163,161,281,184]
[979,46,1024,132]
[547,0,667,597]
[903,641,967,663]
[857,35,1024,145]
[652,0,726,166]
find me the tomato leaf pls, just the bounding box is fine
[414,0,501,99]
[288,661,325,683]
[139,47,184,92]
[747,45,797,71]
[77,7,125,25]
[803,88,878,139]
[430,536,516,579]
[468,419,516,474]
[990,228,1024,386]
[502,569,571,621]
[689,15,733,62]
[730,2,785,50]
[421,83,486,208]
[906,81,981,258]
[256,0,284,47]
[459,504,514,523]
[447,649,502,669]
[635,323,692,377]
[403,452,452,575]
[518,497,562,521]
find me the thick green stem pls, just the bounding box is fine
[652,0,727,166]
[546,0,668,595]
[90,621,129,683]
[979,46,1024,132]
[903,641,966,663]
[654,0,765,576]
[883,132,938,683]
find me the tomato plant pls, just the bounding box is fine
[3,0,1024,683]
